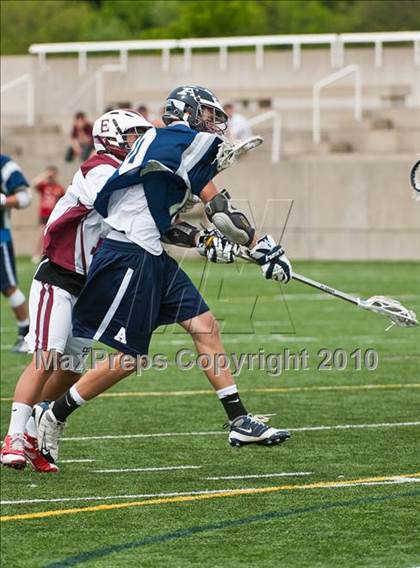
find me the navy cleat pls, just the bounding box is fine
[227,414,291,447]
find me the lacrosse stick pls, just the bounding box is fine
[410,159,420,202]
[215,136,263,172]
[237,251,418,330]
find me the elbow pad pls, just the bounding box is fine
[204,191,255,247]
[162,221,200,248]
[15,188,32,209]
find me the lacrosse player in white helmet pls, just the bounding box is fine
[0,109,152,473]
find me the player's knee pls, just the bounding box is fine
[193,312,220,341]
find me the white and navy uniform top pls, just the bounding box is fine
[94,122,223,255]
[0,155,30,290]
[72,123,222,356]
[35,153,120,296]
[0,154,30,243]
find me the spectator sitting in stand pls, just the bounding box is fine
[225,103,253,141]
[65,112,94,162]
[32,166,65,263]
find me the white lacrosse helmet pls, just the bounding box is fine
[93,109,152,159]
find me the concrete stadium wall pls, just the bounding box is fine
[1,47,419,122]
[7,151,420,261]
[2,46,419,260]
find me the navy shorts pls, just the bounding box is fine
[0,240,17,291]
[72,239,209,356]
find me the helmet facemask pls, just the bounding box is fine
[162,91,228,136]
[93,109,152,159]
[97,124,149,159]
[194,103,228,135]
[112,121,150,156]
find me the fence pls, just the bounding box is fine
[29,31,420,73]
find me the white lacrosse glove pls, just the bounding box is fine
[0,194,6,208]
[197,229,239,263]
[248,234,292,283]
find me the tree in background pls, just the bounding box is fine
[1,0,420,55]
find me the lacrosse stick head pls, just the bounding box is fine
[359,295,419,329]
[215,136,263,172]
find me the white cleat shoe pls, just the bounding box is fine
[33,402,65,465]
[11,337,30,354]
[227,414,291,447]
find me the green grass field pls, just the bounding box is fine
[1,257,419,568]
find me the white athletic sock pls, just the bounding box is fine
[8,402,33,436]
[216,385,238,399]
[25,415,37,437]
[69,385,87,406]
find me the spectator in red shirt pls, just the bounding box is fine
[32,166,65,262]
[65,111,94,162]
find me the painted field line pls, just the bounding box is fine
[61,459,96,464]
[2,475,419,507]
[1,489,247,506]
[1,473,419,522]
[293,421,420,432]
[1,383,419,403]
[205,472,313,481]
[60,420,420,442]
[92,465,201,474]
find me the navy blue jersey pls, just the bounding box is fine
[1,154,29,241]
[94,123,222,234]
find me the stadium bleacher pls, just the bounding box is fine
[1,34,419,259]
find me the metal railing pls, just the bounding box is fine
[95,52,128,112]
[67,53,128,112]
[0,74,34,126]
[29,39,178,75]
[179,34,338,70]
[336,31,420,67]
[312,65,362,144]
[248,110,281,163]
[28,31,420,73]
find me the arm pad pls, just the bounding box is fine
[162,221,200,248]
[204,191,255,247]
[15,187,32,209]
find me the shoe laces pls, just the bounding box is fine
[223,413,276,429]
[251,413,276,425]
[8,434,24,450]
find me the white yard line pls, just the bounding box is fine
[205,472,313,480]
[62,431,221,441]
[92,465,201,474]
[321,478,420,488]
[2,476,419,507]
[61,421,420,442]
[60,459,96,464]
[292,421,420,432]
[0,489,249,506]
